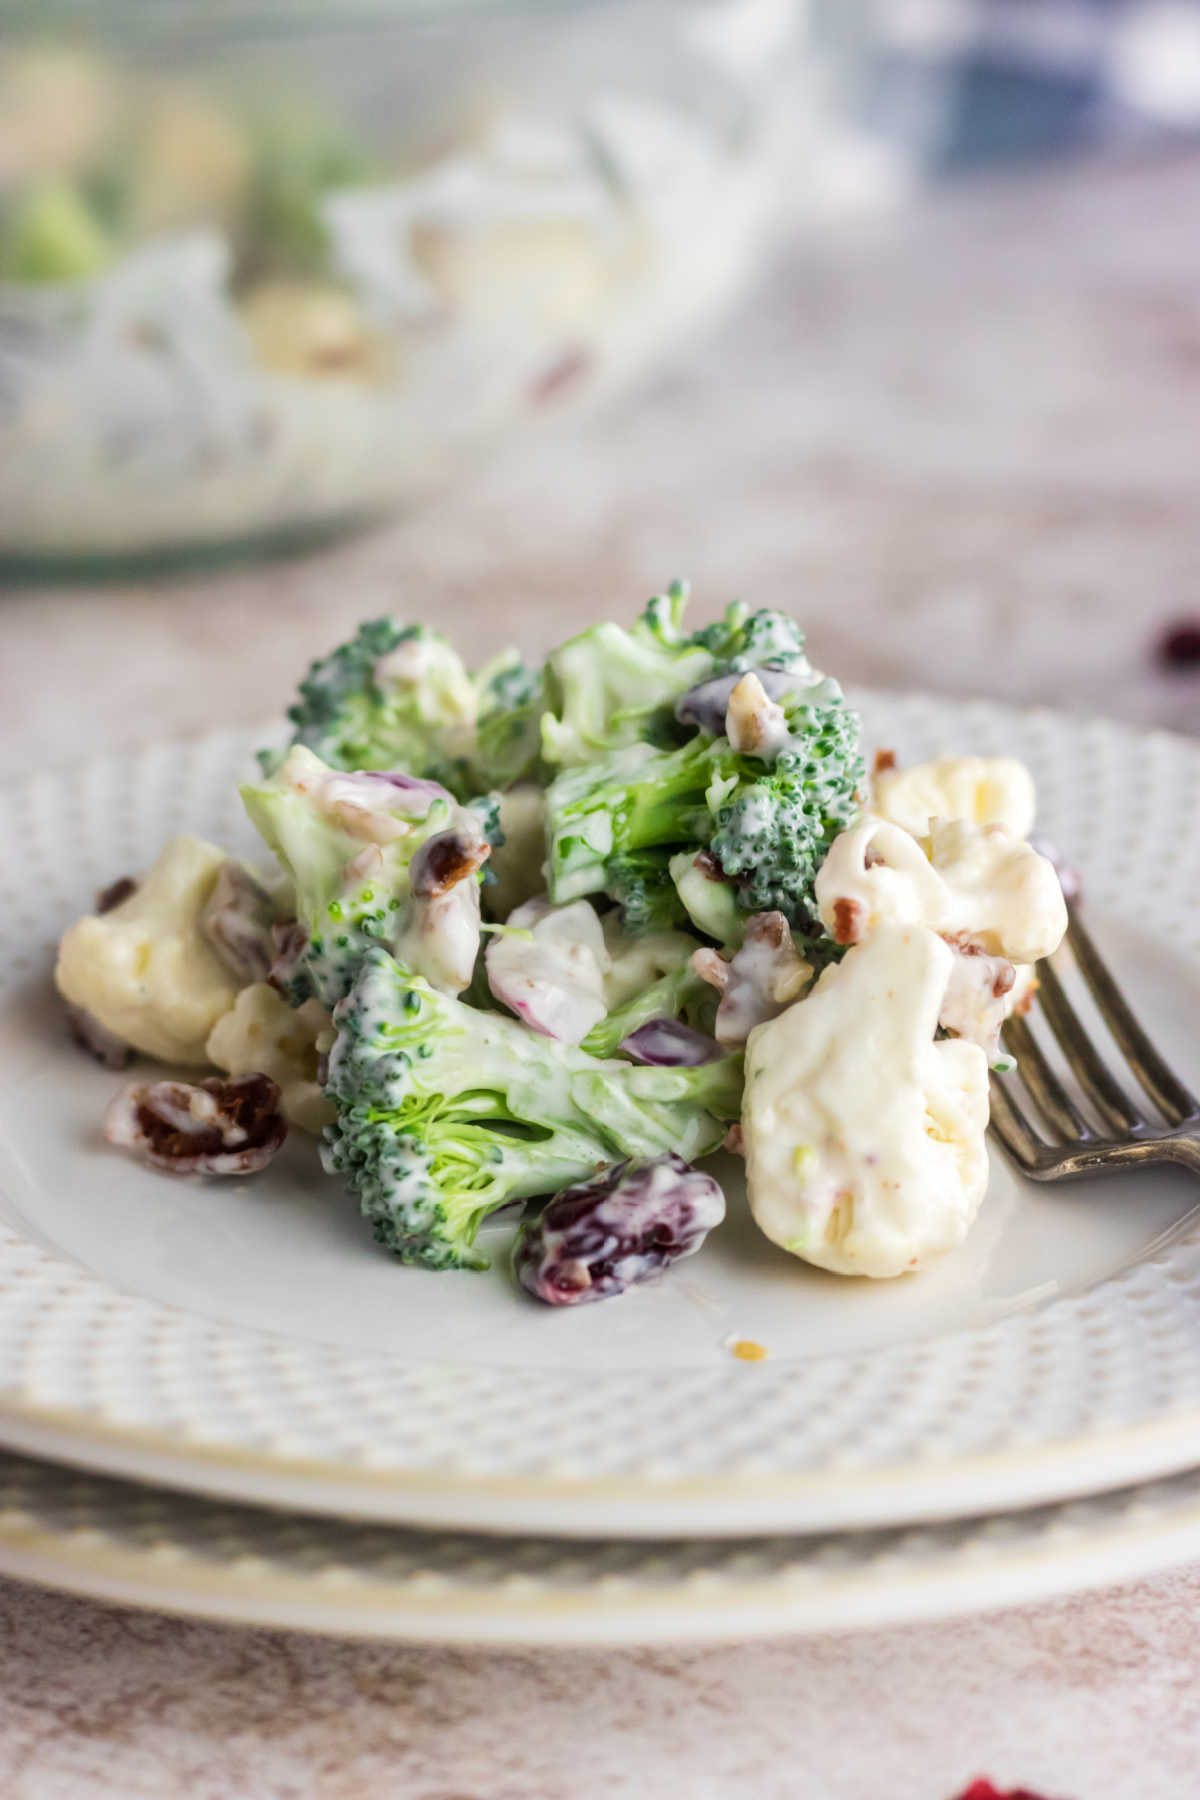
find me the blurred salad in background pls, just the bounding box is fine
[0,1,890,567]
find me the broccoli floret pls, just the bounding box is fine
[539,582,715,768]
[240,746,482,1008]
[544,682,864,933]
[710,699,865,916]
[605,849,689,935]
[0,177,114,284]
[689,601,813,676]
[274,618,478,796]
[241,105,372,280]
[321,947,743,1270]
[471,652,547,791]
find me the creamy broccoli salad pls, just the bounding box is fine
[55,589,1068,1304]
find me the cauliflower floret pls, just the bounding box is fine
[816,817,1066,967]
[55,837,243,1064]
[205,985,333,1134]
[486,785,547,922]
[872,755,1036,841]
[742,924,990,1278]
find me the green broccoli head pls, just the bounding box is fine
[471,652,547,792]
[604,849,690,936]
[709,713,863,918]
[544,677,864,935]
[321,946,743,1270]
[275,618,479,796]
[691,601,813,676]
[539,582,716,769]
[240,746,488,1008]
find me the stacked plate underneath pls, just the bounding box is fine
[1,696,1198,1644]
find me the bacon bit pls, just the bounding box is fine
[832,897,864,945]
[1014,978,1038,1017]
[530,347,592,406]
[872,748,897,775]
[694,848,728,882]
[693,946,731,992]
[96,875,137,914]
[731,1339,768,1363]
[723,1122,745,1156]
[992,962,1016,998]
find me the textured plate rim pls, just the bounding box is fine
[2,1450,1200,1645]
[3,694,1200,1539]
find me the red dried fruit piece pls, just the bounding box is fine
[952,1780,1061,1800]
[200,861,277,983]
[104,1073,287,1176]
[514,1153,725,1306]
[64,1002,132,1070]
[95,875,137,914]
[1158,619,1200,670]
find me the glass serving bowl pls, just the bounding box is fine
[0,0,863,569]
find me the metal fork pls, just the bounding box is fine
[989,906,1200,1180]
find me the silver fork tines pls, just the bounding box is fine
[991,906,1200,1181]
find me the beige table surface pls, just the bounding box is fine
[2,150,1200,1799]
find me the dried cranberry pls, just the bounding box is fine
[95,876,137,914]
[64,1003,132,1070]
[1158,619,1200,670]
[104,1073,286,1176]
[620,1017,722,1066]
[1029,835,1083,908]
[513,1153,725,1306]
[951,1783,1060,1800]
[267,920,308,995]
[201,862,277,983]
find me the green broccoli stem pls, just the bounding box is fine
[547,738,725,905]
[582,962,714,1059]
[322,948,740,1270]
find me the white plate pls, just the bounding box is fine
[6,1445,1200,1644]
[1,696,1199,1538]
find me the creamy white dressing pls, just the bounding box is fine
[742,923,990,1279]
[486,896,611,1043]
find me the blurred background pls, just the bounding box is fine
[1,0,1198,760]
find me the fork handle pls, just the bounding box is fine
[1035,1133,1200,1181]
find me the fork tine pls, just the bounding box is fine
[987,1078,1047,1171]
[1034,957,1144,1134]
[1065,909,1199,1125]
[1001,1014,1094,1141]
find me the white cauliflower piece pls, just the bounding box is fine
[55,837,243,1064]
[743,924,990,1278]
[206,985,333,1134]
[872,754,1036,840]
[816,817,1067,967]
[486,786,547,922]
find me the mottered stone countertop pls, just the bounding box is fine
[2,150,1199,1799]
